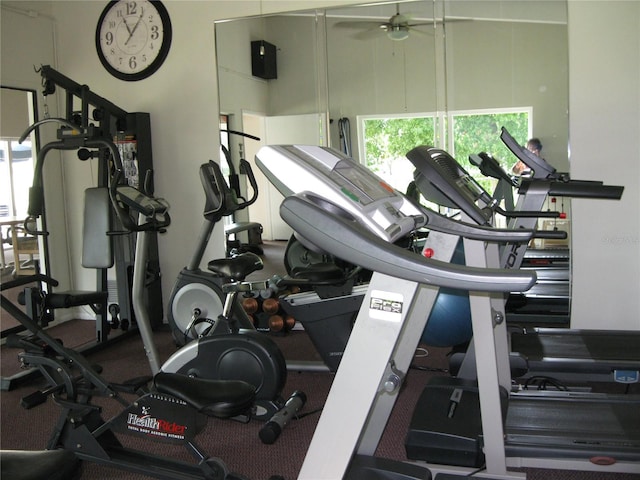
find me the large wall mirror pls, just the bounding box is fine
[214,0,568,239]
[0,86,48,282]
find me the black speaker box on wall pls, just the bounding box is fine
[251,40,277,80]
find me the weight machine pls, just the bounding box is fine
[2,66,163,390]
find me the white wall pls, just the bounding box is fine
[443,20,568,169]
[568,1,640,330]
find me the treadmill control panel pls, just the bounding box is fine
[256,145,425,244]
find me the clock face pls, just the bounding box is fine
[96,0,172,81]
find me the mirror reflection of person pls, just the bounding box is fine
[512,137,542,176]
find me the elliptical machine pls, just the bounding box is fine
[0,141,263,480]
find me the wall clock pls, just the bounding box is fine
[96,0,172,81]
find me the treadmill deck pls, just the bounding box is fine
[506,391,640,461]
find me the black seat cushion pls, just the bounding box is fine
[207,252,263,281]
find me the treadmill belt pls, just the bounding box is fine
[511,330,640,363]
[506,393,640,461]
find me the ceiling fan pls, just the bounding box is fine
[333,4,435,41]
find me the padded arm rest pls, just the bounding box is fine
[45,291,108,309]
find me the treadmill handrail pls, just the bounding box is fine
[280,192,536,293]
[469,152,517,186]
[419,206,536,243]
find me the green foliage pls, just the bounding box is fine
[364,117,435,170]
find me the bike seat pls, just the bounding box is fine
[0,449,81,480]
[154,372,256,418]
[207,252,263,281]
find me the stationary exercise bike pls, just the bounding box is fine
[167,156,260,346]
[166,147,361,345]
[0,151,268,480]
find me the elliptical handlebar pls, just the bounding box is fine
[201,160,236,222]
[109,169,171,233]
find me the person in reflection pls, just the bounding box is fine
[512,137,543,175]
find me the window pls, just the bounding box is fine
[358,108,531,200]
[0,139,34,218]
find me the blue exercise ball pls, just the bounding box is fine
[421,240,473,347]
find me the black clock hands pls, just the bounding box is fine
[124,12,145,46]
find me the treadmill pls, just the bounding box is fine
[255,144,535,479]
[470,150,570,325]
[254,144,640,479]
[407,131,640,385]
[402,140,640,472]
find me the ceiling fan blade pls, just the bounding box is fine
[410,18,473,26]
[334,20,385,30]
[351,27,387,40]
[406,21,438,27]
[331,4,457,42]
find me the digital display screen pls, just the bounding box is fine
[283,145,397,206]
[333,162,394,205]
